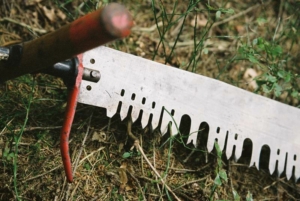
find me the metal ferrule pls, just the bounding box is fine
[0,47,10,61]
[82,67,100,83]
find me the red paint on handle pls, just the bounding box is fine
[60,54,83,183]
[59,3,133,183]
[0,3,133,82]
[69,3,133,54]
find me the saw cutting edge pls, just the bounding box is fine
[77,46,300,181]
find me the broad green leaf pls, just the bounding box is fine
[84,162,91,170]
[3,147,10,157]
[214,142,222,157]
[284,72,292,82]
[246,191,253,201]
[270,45,282,56]
[262,84,273,93]
[255,79,267,87]
[206,4,217,11]
[214,174,222,186]
[248,55,259,64]
[122,152,132,158]
[219,169,228,182]
[7,152,15,160]
[252,38,258,46]
[221,8,235,14]
[291,90,299,98]
[277,70,285,78]
[203,48,209,54]
[274,83,283,97]
[257,43,265,50]
[265,74,277,83]
[217,158,222,169]
[257,37,265,47]
[256,17,267,26]
[277,70,292,82]
[227,8,234,14]
[232,188,241,201]
[216,11,221,20]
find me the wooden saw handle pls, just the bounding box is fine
[0,3,133,82]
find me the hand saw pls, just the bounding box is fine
[1,3,299,184]
[0,3,133,183]
[76,46,300,184]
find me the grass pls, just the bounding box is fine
[12,78,35,201]
[0,0,300,200]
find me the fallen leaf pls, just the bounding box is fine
[56,9,67,21]
[92,131,107,142]
[243,68,259,90]
[190,14,208,28]
[24,0,42,6]
[119,163,128,185]
[0,138,3,158]
[42,6,56,22]
[118,162,128,194]
[235,25,245,34]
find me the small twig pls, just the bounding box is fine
[135,140,182,201]
[73,114,93,176]
[172,176,209,191]
[126,170,147,201]
[0,126,63,136]
[278,0,284,20]
[228,160,236,199]
[0,118,13,135]
[170,18,184,37]
[0,17,47,34]
[70,182,80,200]
[174,191,197,201]
[127,118,138,141]
[58,175,67,201]
[183,149,195,163]
[65,183,72,201]
[78,147,105,165]
[140,134,145,176]
[126,119,181,201]
[263,177,285,190]
[153,138,163,199]
[273,17,281,42]
[171,164,211,173]
[107,118,112,132]
[212,4,261,28]
[22,166,61,183]
[132,21,163,32]
[230,162,249,167]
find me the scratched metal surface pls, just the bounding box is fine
[78,46,300,181]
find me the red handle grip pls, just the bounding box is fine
[60,54,84,183]
[58,3,133,183]
[0,3,133,82]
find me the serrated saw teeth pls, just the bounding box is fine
[77,46,300,181]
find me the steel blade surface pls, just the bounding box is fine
[77,46,300,181]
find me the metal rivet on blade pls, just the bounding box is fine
[86,85,92,91]
[90,71,100,78]
[82,67,100,82]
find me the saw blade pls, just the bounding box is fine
[77,46,300,181]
